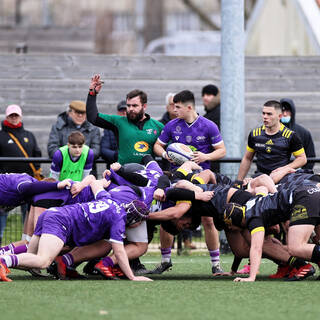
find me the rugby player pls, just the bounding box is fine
[0,180,152,282]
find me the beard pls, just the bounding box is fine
[126,108,144,123]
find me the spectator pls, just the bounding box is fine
[50,131,94,181]
[47,100,100,175]
[280,98,316,170]
[86,74,164,165]
[202,84,221,172]
[0,104,42,243]
[202,84,220,129]
[100,100,126,168]
[159,93,176,125]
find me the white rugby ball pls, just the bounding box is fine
[166,143,194,165]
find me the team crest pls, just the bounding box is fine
[134,141,149,152]
[24,137,29,143]
[186,136,192,143]
[266,146,272,153]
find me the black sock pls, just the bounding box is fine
[287,256,307,269]
[311,245,320,264]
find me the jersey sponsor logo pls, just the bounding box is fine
[134,141,149,152]
[290,205,308,222]
[307,187,320,195]
[254,143,265,148]
[146,129,153,134]
[173,126,182,134]
[196,136,206,141]
[186,136,192,143]
[265,139,273,145]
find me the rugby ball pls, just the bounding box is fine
[166,143,194,165]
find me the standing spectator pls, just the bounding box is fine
[86,74,164,165]
[47,100,100,175]
[202,84,221,172]
[100,100,126,168]
[280,98,316,170]
[160,93,176,125]
[50,131,94,181]
[0,104,42,243]
[202,84,220,129]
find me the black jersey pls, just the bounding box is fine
[244,189,293,233]
[277,172,319,191]
[247,123,304,174]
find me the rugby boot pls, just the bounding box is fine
[237,264,250,274]
[150,260,172,274]
[66,266,86,279]
[94,261,119,280]
[112,266,127,279]
[0,260,12,282]
[54,256,67,280]
[269,264,293,279]
[286,263,315,281]
[212,264,224,276]
[82,258,100,275]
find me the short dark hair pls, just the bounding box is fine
[126,89,147,104]
[68,131,85,145]
[263,100,281,111]
[202,84,219,97]
[173,90,195,106]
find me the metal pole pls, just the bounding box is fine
[220,0,245,180]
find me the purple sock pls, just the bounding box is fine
[62,253,74,267]
[209,249,220,265]
[1,255,18,268]
[0,243,15,255]
[101,257,114,267]
[13,244,28,254]
[161,248,171,262]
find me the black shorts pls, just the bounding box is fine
[229,189,254,205]
[289,187,320,226]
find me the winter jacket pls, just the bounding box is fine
[100,128,118,166]
[204,103,220,129]
[47,111,100,159]
[0,121,41,175]
[280,98,316,170]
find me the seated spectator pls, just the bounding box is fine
[100,100,126,168]
[50,131,94,181]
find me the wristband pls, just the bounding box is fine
[89,88,98,96]
[162,151,167,159]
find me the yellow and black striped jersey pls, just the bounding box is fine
[247,124,304,174]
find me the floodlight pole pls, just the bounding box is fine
[220,0,245,180]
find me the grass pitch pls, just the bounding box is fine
[1,254,319,320]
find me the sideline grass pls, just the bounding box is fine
[1,254,319,320]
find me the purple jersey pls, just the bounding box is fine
[33,184,155,208]
[0,173,37,208]
[135,160,163,187]
[158,117,223,169]
[34,190,126,246]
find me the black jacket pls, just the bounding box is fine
[280,98,316,170]
[204,103,220,129]
[0,121,41,175]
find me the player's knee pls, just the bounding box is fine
[201,217,215,229]
[38,256,54,269]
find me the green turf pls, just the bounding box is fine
[1,254,319,320]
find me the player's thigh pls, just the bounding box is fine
[288,224,314,248]
[37,233,65,263]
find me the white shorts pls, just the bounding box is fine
[126,221,148,243]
